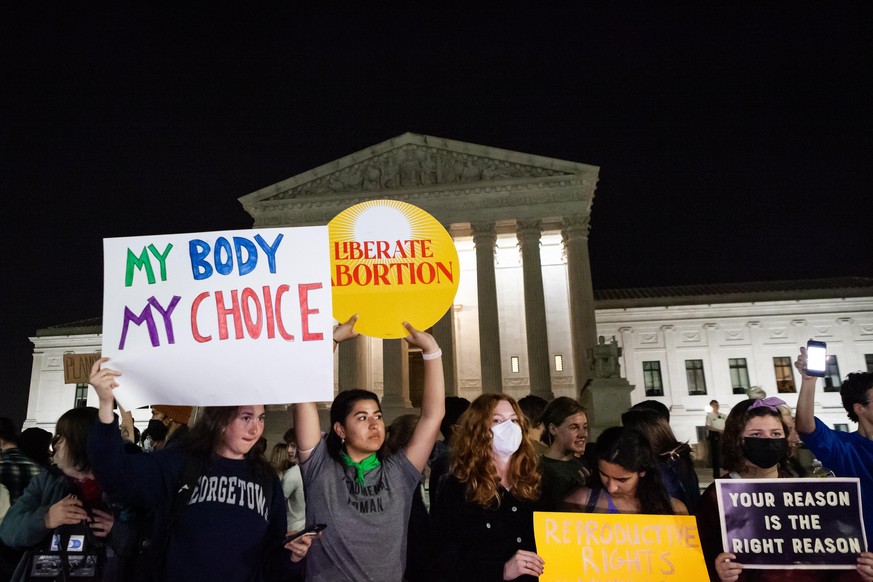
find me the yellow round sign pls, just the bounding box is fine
[329,200,460,338]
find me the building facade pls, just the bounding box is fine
[22,136,873,447]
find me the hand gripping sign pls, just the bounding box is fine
[716,478,867,569]
[329,200,460,338]
[534,512,709,581]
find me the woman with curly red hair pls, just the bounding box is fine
[429,393,544,581]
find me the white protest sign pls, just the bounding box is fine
[101,227,334,409]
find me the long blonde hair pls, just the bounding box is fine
[449,394,541,507]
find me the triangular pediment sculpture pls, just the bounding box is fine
[241,133,595,203]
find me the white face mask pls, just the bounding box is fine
[491,419,523,457]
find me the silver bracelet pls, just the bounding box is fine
[422,348,443,360]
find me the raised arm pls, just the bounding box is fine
[402,322,445,472]
[794,344,817,435]
[87,358,171,506]
[294,314,359,462]
[90,357,122,425]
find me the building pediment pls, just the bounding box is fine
[239,133,599,228]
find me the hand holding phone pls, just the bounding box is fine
[284,523,327,545]
[805,340,827,377]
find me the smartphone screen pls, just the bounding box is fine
[806,340,827,377]
[284,524,327,544]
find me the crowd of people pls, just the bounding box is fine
[0,330,872,581]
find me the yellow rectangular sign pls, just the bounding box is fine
[534,511,709,581]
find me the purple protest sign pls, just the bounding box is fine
[716,478,867,569]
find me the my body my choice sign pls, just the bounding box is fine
[101,227,334,409]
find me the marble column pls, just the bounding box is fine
[432,308,457,396]
[338,335,369,391]
[699,323,719,409]
[561,215,597,396]
[517,220,553,400]
[472,221,503,393]
[381,339,411,409]
[661,325,686,410]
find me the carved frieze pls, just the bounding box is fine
[812,325,833,337]
[723,329,748,343]
[267,144,573,200]
[681,331,702,344]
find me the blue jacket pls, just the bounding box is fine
[0,467,136,582]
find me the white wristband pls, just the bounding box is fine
[422,348,442,361]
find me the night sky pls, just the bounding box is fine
[2,5,872,425]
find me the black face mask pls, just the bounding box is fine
[742,437,788,469]
[146,419,169,442]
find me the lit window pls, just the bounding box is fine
[642,361,664,397]
[729,358,750,394]
[554,355,564,372]
[74,383,89,408]
[824,355,841,392]
[511,356,520,373]
[772,357,796,393]
[685,360,707,395]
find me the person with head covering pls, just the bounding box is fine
[695,397,873,581]
[142,405,192,451]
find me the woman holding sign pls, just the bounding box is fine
[429,393,545,581]
[293,315,445,582]
[695,397,873,582]
[86,359,313,582]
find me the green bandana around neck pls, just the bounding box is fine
[340,450,381,485]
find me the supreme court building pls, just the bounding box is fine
[24,134,873,445]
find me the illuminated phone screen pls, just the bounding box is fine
[807,346,827,374]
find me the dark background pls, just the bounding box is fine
[2,5,871,426]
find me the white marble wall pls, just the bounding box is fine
[597,298,873,443]
[27,284,873,445]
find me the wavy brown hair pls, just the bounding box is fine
[721,399,789,474]
[449,394,541,508]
